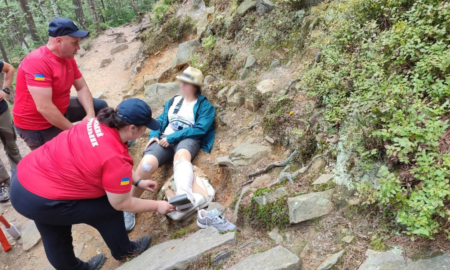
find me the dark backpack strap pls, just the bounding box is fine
[173,97,184,115]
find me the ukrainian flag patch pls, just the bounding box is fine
[120,177,130,186]
[34,74,45,81]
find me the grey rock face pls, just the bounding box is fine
[318,250,344,270]
[144,82,179,110]
[117,227,236,270]
[268,228,283,245]
[99,56,114,68]
[230,143,271,166]
[288,189,334,223]
[228,245,301,270]
[74,242,84,257]
[203,75,216,85]
[171,40,201,67]
[110,43,128,54]
[256,0,275,15]
[312,174,335,185]
[228,92,244,107]
[237,0,257,15]
[216,156,236,167]
[207,202,225,214]
[270,59,280,68]
[254,187,288,206]
[244,55,257,69]
[359,249,450,270]
[250,174,272,188]
[21,220,41,251]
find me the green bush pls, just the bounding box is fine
[300,0,450,239]
[202,35,217,50]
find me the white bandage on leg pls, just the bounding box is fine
[142,163,152,172]
[173,159,194,204]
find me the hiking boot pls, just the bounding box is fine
[87,254,105,270]
[131,235,152,255]
[0,183,10,203]
[197,209,237,232]
[124,212,136,233]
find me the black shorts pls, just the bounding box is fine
[143,138,201,166]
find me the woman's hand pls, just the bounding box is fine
[156,201,176,214]
[145,137,160,148]
[159,138,169,148]
[138,180,157,192]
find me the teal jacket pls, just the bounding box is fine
[149,95,215,153]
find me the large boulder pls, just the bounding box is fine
[21,220,41,251]
[110,43,128,54]
[144,83,179,110]
[230,142,271,166]
[117,227,236,270]
[171,40,201,68]
[288,189,334,223]
[256,0,275,14]
[359,249,450,270]
[228,245,300,270]
[237,0,257,15]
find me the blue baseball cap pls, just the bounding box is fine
[116,99,160,130]
[48,18,89,38]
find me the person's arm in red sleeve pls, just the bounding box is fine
[102,156,175,214]
[72,62,95,120]
[25,59,73,130]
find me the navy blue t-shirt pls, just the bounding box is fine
[0,61,9,115]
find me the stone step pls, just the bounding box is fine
[288,189,334,224]
[359,249,450,270]
[117,227,236,270]
[228,245,301,270]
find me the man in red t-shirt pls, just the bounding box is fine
[13,18,107,150]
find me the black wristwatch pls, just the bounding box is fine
[134,179,142,187]
[2,88,10,95]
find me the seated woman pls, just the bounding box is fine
[125,67,215,231]
[10,99,175,270]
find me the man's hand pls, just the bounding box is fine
[0,91,7,101]
[159,137,169,148]
[145,137,160,148]
[156,201,176,215]
[138,180,157,192]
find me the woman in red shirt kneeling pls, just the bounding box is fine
[10,99,175,270]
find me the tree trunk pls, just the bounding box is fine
[50,0,61,17]
[37,0,50,19]
[4,0,30,49]
[73,0,88,29]
[131,0,138,15]
[88,0,100,32]
[0,38,9,63]
[18,0,40,43]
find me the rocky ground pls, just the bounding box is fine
[1,0,450,270]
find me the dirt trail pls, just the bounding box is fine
[0,19,154,270]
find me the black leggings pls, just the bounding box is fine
[10,171,134,270]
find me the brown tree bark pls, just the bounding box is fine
[0,38,9,63]
[4,0,30,49]
[88,0,100,32]
[18,0,41,42]
[131,0,139,15]
[72,0,88,29]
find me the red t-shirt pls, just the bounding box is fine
[17,119,133,200]
[13,46,83,130]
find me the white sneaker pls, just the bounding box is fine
[197,209,237,232]
[124,212,136,232]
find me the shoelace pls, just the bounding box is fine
[0,184,6,194]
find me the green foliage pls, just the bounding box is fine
[240,187,290,231]
[171,227,196,239]
[300,0,450,238]
[152,0,177,24]
[370,236,389,251]
[202,35,217,50]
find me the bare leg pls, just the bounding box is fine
[133,155,159,198]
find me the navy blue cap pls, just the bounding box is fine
[49,18,89,38]
[116,99,160,130]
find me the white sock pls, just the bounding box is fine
[174,159,194,204]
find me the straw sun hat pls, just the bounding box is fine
[176,67,204,87]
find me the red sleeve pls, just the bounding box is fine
[23,58,53,88]
[102,156,133,194]
[72,59,82,80]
